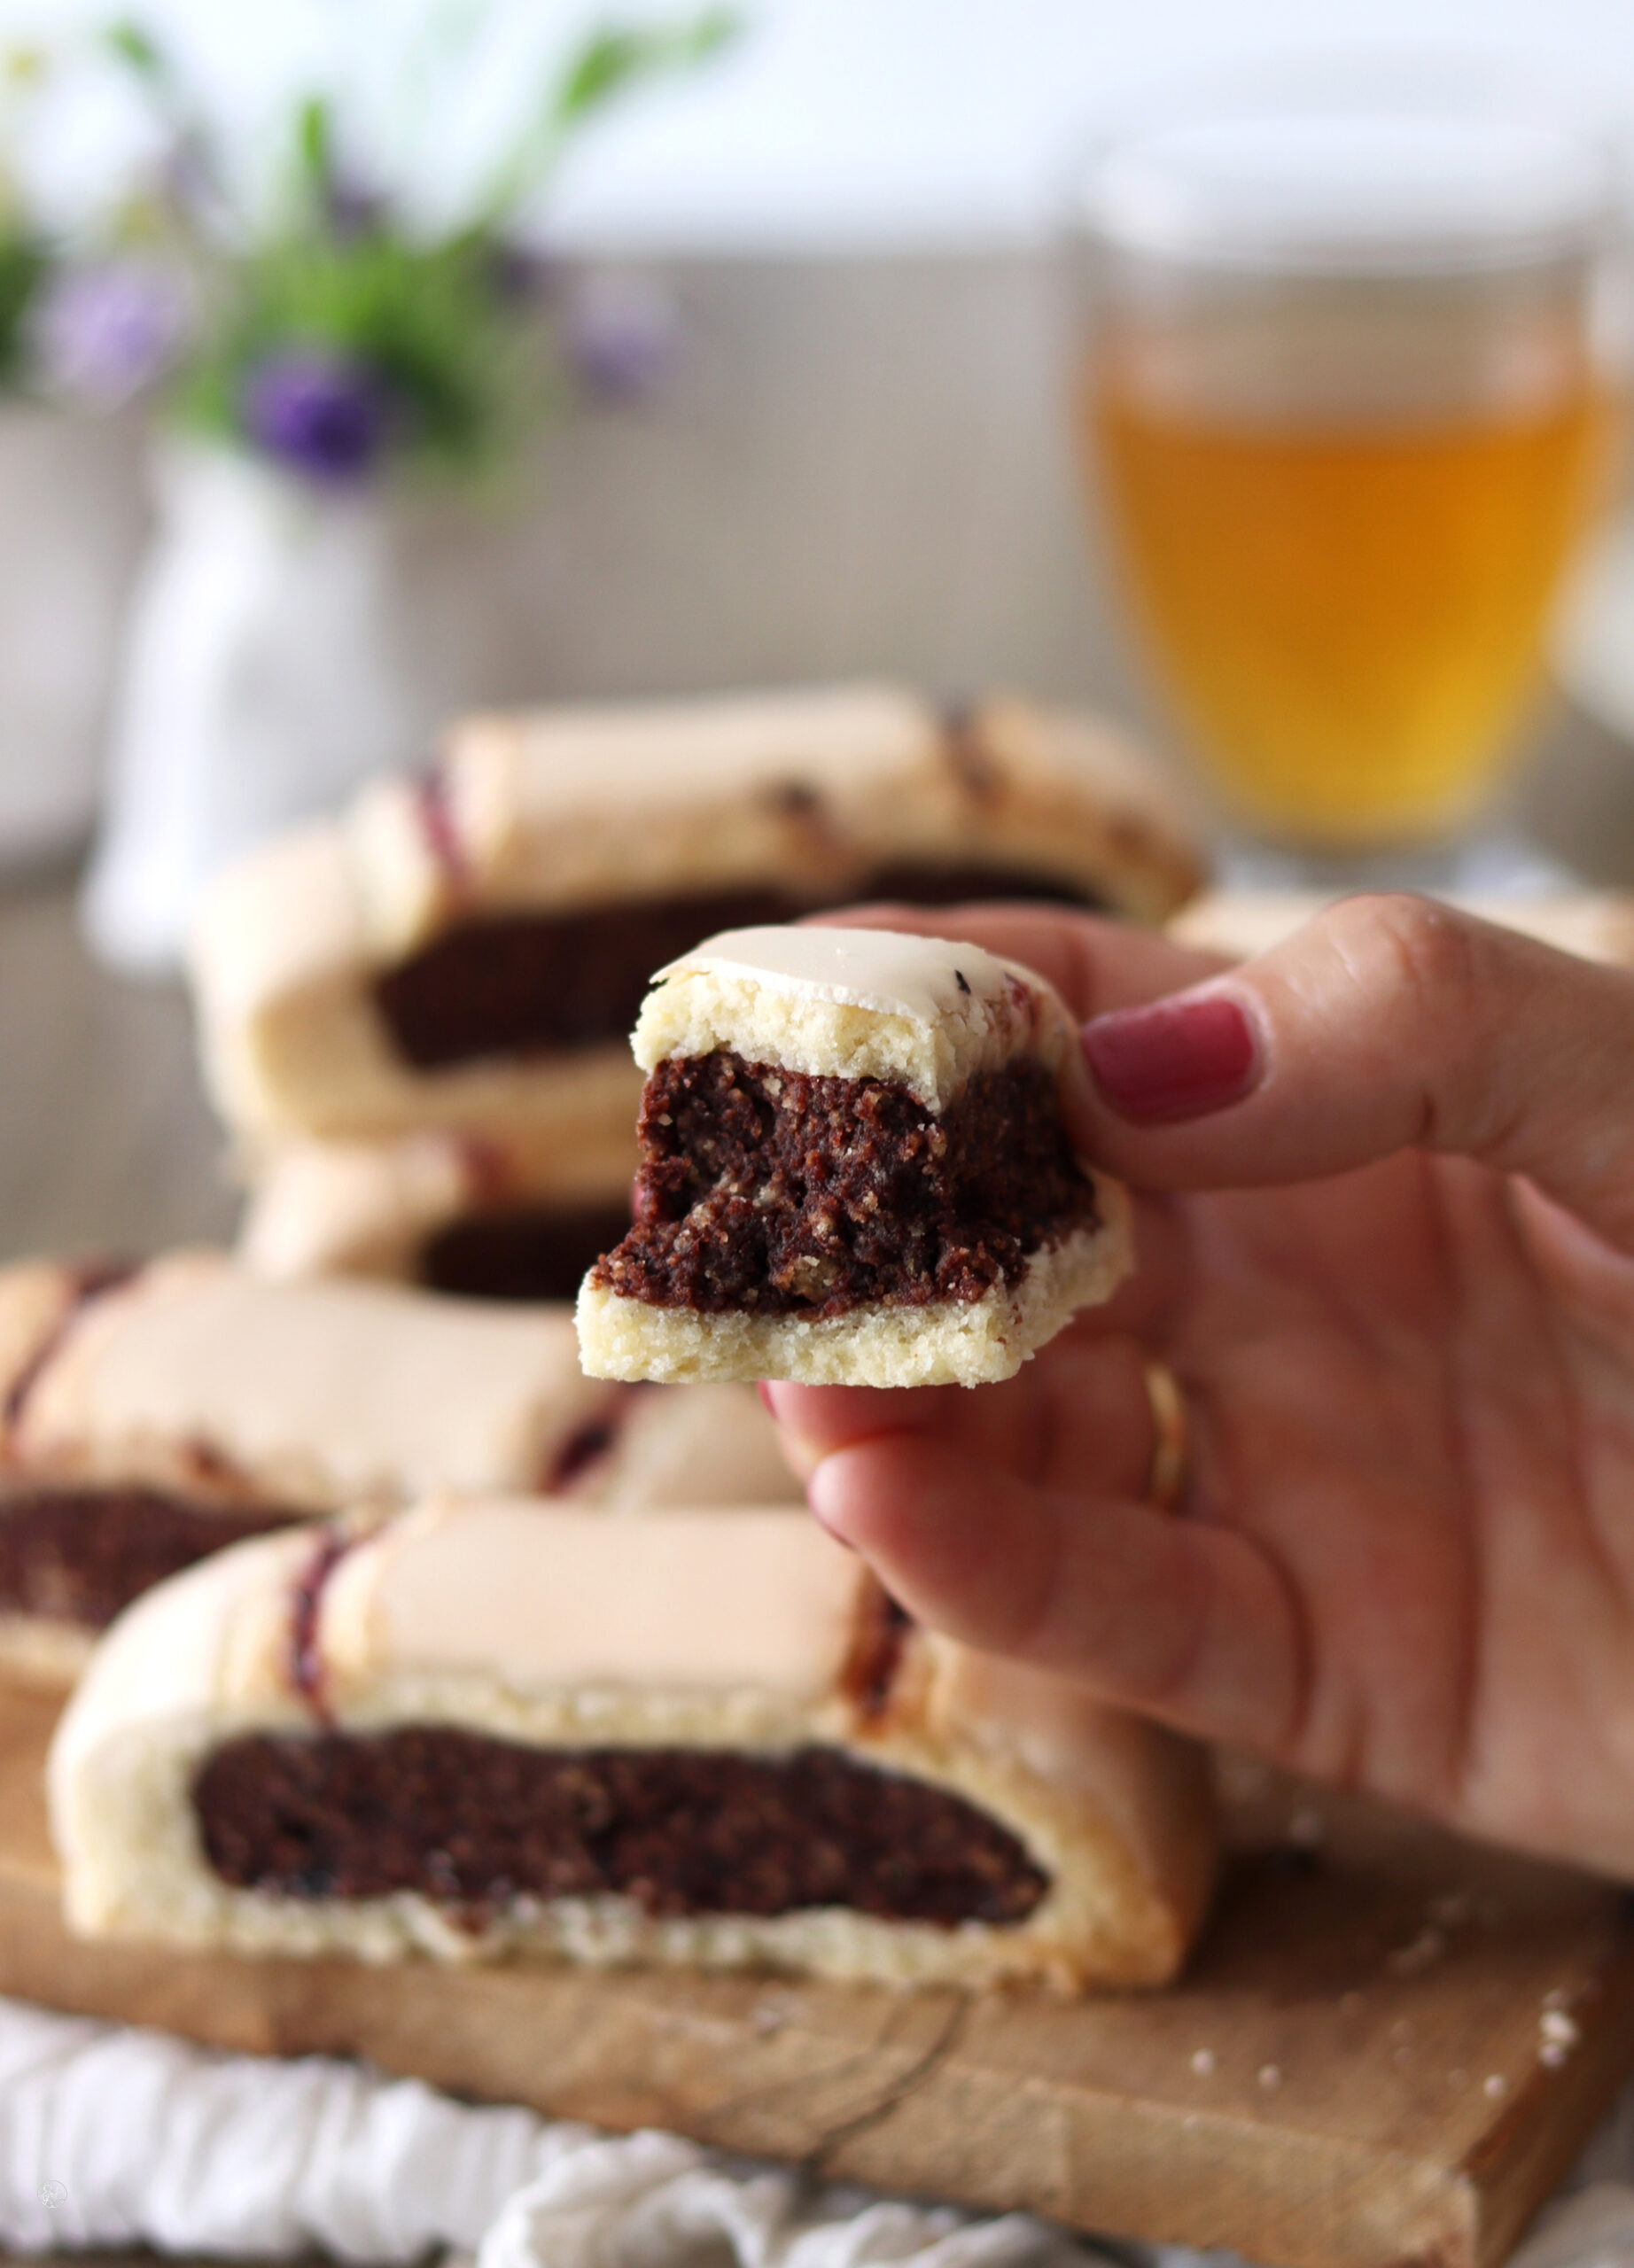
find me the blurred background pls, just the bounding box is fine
[9,0,1634,1251]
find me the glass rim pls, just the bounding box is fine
[1067,69,1630,277]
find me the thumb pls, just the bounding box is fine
[1076,892,1634,1248]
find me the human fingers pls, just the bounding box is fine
[1077,893,1634,1249]
[807,1431,1302,1754]
[763,1328,1160,1500]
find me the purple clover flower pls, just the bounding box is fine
[561,270,678,403]
[241,349,390,484]
[34,258,190,408]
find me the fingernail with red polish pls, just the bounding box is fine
[1082,991,1260,1124]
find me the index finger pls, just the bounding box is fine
[813,900,1228,1021]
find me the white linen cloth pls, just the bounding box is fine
[0,1994,1631,2268]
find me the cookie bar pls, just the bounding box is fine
[189,685,1202,1147]
[238,1129,637,1304]
[577,928,1132,1388]
[50,1497,1216,1991]
[1,1255,792,1682]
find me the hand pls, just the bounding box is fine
[766,895,1634,1879]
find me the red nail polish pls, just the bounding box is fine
[1082,993,1258,1123]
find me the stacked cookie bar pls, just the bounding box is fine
[191,684,1201,1303]
[0,1250,798,1683]
[27,689,1225,2001]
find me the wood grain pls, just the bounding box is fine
[4,1684,1632,2268]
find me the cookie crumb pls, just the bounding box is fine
[1190,2048,1218,2076]
[1387,1926,1445,1977]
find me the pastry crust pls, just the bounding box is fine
[579,928,1132,1388]
[50,1500,1217,1992]
[237,1129,636,1285]
[632,927,1076,1111]
[578,1196,1131,1388]
[3,1253,614,1509]
[188,686,1202,1146]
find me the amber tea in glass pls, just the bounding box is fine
[1073,100,1626,857]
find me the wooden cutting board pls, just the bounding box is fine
[4,1682,1632,2268]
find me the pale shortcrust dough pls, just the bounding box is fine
[50,1499,1217,1992]
[577,928,1132,1389]
[188,686,1202,1146]
[238,1127,636,1285]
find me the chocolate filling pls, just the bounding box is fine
[418,1200,634,1304]
[192,1727,1048,1925]
[373,868,1104,1071]
[0,1488,302,1631]
[590,1053,1096,1317]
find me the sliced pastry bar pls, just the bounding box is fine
[50,1497,1216,1991]
[238,1128,637,1305]
[189,685,1202,1148]
[578,927,1131,1388]
[0,1254,676,1682]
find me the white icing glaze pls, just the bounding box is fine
[653,926,1023,1027]
[319,1499,865,1700]
[476,686,937,814]
[17,1255,614,1503]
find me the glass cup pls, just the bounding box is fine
[1070,84,1629,882]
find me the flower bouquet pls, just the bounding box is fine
[82,5,735,970]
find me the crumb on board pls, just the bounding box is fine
[1387,1926,1446,1978]
[1190,2048,1218,2077]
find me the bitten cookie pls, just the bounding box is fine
[576,927,1131,1387]
[0,1254,795,1682]
[50,1497,1216,1992]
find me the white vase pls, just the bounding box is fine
[0,404,146,868]
[82,442,424,974]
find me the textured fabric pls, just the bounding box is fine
[0,1994,1630,2268]
[0,1999,1089,2268]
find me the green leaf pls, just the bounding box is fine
[103,19,167,80]
[474,6,740,227]
[555,8,738,127]
[296,93,333,196]
[0,233,49,388]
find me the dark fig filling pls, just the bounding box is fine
[590,1052,1095,1317]
[373,868,1103,1071]
[0,1488,302,1630]
[417,1200,634,1304]
[192,1727,1049,1925]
